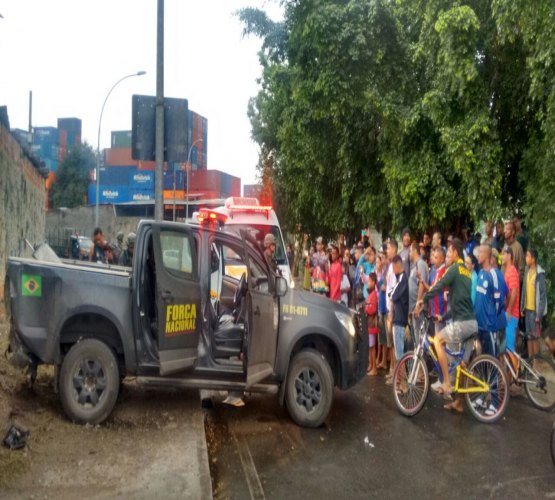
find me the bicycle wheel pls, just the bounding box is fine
[524,355,555,411]
[464,355,509,424]
[393,352,429,417]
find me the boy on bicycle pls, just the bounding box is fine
[415,239,477,408]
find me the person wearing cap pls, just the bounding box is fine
[122,232,136,267]
[263,233,280,276]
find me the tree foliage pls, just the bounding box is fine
[51,143,95,208]
[239,0,554,241]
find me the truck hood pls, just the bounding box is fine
[283,288,353,316]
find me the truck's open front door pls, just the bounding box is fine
[241,233,279,388]
[152,225,201,375]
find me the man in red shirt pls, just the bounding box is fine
[328,245,343,302]
[502,246,520,353]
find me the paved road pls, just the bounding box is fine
[206,374,555,499]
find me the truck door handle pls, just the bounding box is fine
[254,306,261,317]
[161,290,172,301]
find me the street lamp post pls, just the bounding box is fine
[173,138,202,222]
[95,70,146,227]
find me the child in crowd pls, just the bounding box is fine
[364,273,379,376]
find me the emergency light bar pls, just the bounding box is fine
[224,197,273,219]
[197,209,228,225]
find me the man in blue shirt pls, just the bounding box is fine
[475,245,498,356]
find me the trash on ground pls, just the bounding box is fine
[3,424,30,450]
[363,436,375,448]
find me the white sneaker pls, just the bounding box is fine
[484,404,497,417]
[472,397,485,409]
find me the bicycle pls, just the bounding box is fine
[501,344,555,411]
[393,316,509,423]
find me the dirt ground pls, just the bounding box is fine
[0,317,210,500]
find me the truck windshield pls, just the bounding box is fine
[226,224,287,265]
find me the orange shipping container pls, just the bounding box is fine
[163,189,186,200]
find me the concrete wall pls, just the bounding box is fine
[46,205,143,248]
[0,124,47,303]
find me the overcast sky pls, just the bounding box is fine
[0,0,282,186]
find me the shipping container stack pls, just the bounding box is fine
[87,129,156,204]
[188,169,240,199]
[31,126,59,172]
[91,109,209,205]
[57,118,82,162]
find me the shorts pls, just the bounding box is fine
[505,315,518,352]
[378,314,387,345]
[525,310,541,339]
[368,333,377,348]
[440,319,477,344]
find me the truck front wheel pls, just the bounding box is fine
[285,349,334,428]
[59,339,120,425]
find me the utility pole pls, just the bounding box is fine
[154,0,165,220]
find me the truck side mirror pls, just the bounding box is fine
[275,276,288,297]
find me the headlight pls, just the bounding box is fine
[335,311,356,337]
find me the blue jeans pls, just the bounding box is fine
[393,325,405,360]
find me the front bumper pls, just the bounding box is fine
[341,310,369,389]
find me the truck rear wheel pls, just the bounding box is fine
[59,339,120,425]
[285,349,334,428]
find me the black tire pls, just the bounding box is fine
[59,339,120,425]
[284,349,334,428]
[524,355,555,411]
[551,420,555,466]
[464,355,509,424]
[393,352,429,417]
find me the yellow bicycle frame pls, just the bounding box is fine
[425,336,490,394]
[454,365,490,394]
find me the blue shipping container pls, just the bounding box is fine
[88,184,132,204]
[129,169,155,190]
[129,189,154,202]
[163,170,186,190]
[99,166,134,186]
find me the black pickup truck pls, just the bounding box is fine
[5,219,368,428]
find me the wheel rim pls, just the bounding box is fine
[465,358,507,421]
[394,356,427,412]
[72,358,108,408]
[525,357,555,409]
[294,367,322,413]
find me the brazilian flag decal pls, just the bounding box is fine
[22,274,42,297]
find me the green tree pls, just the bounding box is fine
[51,143,95,208]
[240,0,555,253]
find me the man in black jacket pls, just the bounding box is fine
[389,255,409,383]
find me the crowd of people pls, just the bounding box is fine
[299,218,549,412]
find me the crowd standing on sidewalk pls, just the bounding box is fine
[297,218,550,403]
